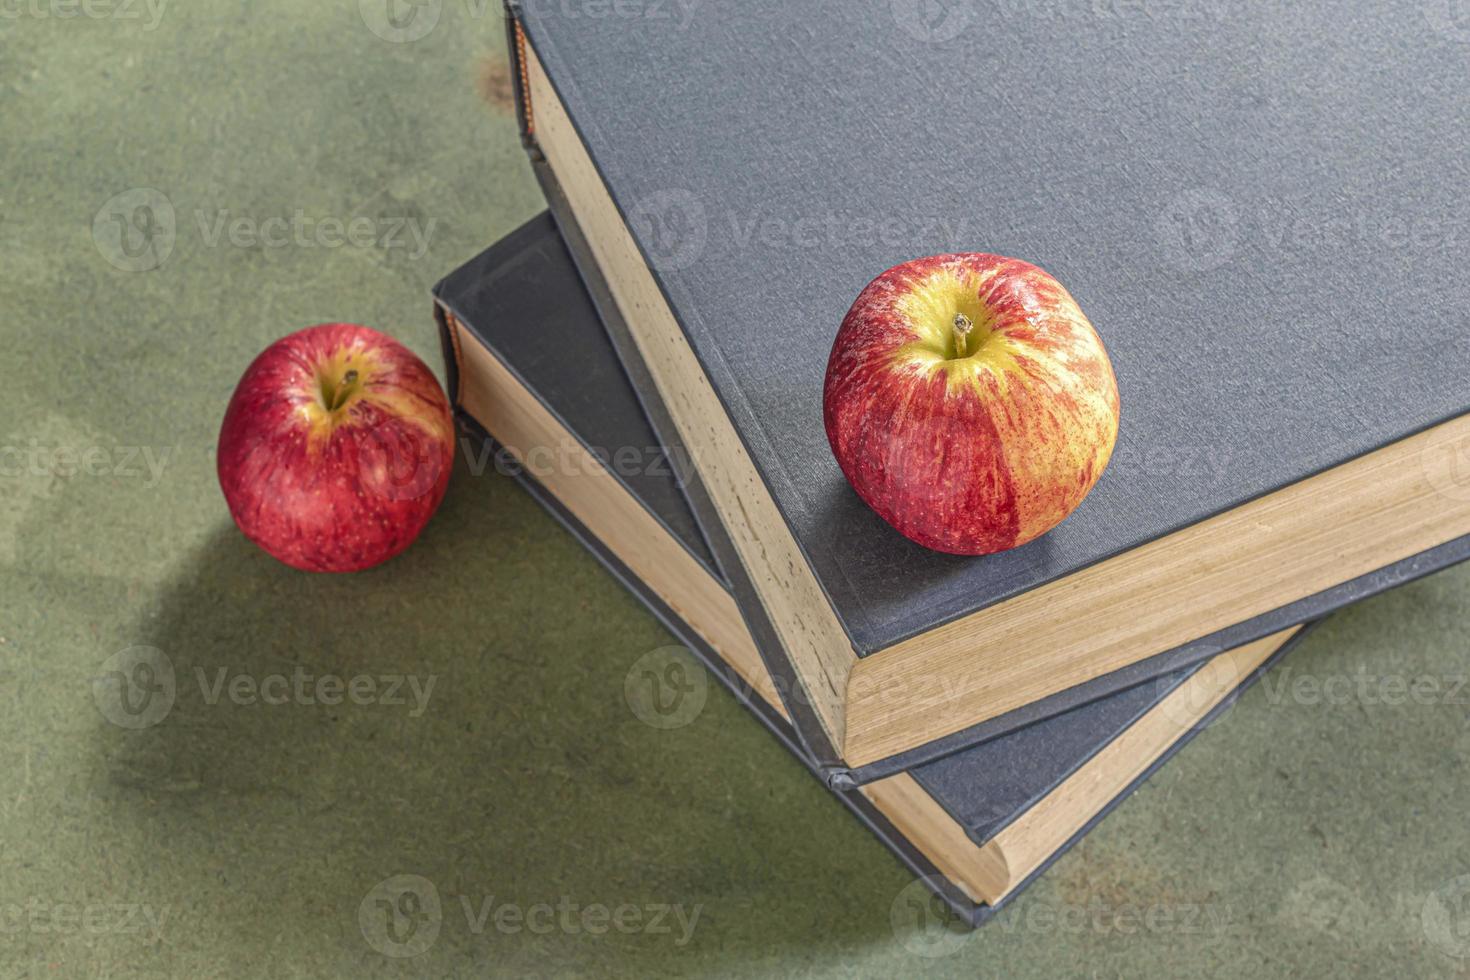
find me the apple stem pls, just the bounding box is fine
[329,370,359,412]
[952,314,973,358]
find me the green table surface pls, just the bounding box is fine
[4,3,1470,976]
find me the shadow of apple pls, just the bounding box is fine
[89,453,893,968]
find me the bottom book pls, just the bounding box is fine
[433,213,1315,928]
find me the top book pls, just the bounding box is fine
[507,1,1470,771]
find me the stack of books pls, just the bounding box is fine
[432,3,1470,926]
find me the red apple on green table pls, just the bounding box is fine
[217,322,455,572]
[823,253,1120,555]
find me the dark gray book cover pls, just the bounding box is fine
[510,0,1470,649]
[529,151,1470,782]
[432,213,1317,924]
[508,1,1470,769]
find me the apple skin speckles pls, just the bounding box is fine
[823,254,1119,556]
[217,322,455,572]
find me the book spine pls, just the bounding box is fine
[526,157,851,777]
[431,299,461,411]
[503,1,541,159]
[500,10,863,774]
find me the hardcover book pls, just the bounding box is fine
[501,3,1470,773]
[433,213,1312,926]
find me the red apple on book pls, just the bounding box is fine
[823,254,1120,555]
[217,322,455,572]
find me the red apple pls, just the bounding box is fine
[823,254,1119,555]
[217,323,455,572]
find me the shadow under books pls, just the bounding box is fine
[92,457,899,963]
